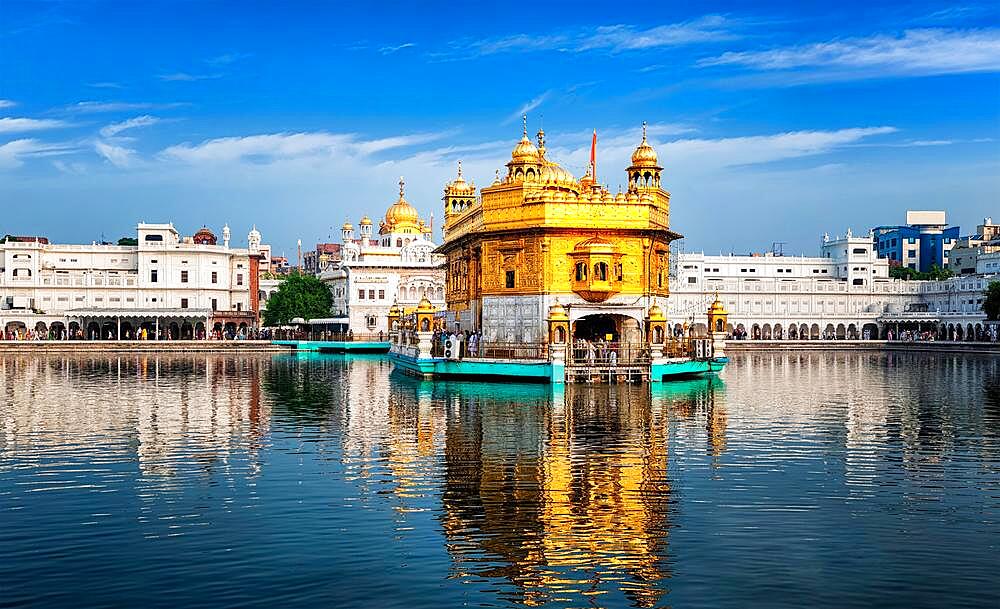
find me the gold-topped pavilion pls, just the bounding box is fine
[437,119,681,345]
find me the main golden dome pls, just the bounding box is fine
[631,121,659,166]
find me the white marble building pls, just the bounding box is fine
[1,222,265,339]
[668,230,994,340]
[319,179,446,335]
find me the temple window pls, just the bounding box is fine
[594,262,608,281]
[505,270,515,288]
[575,262,588,281]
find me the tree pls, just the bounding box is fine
[984,280,1000,321]
[262,273,333,326]
[117,237,138,246]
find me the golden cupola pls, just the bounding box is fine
[628,121,663,191]
[382,177,422,234]
[506,115,543,182]
[359,215,372,226]
[445,160,476,196]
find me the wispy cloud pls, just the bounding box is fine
[205,52,251,66]
[379,42,416,55]
[160,130,448,164]
[158,72,222,82]
[94,141,137,168]
[444,15,740,59]
[700,28,1000,80]
[99,115,160,138]
[0,139,76,168]
[69,101,187,113]
[505,91,552,124]
[0,100,15,109]
[88,81,124,89]
[0,117,71,133]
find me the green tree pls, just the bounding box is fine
[984,280,1000,321]
[262,273,333,326]
[117,237,138,246]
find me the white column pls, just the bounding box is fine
[116,317,121,341]
[155,317,159,341]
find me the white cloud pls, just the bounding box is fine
[0,139,76,168]
[94,141,137,168]
[205,52,251,66]
[0,117,70,133]
[100,115,160,138]
[88,82,124,89]
[160,131,447,164]
[700,28,1000,79]
[158,72,222,82]
[70,101,186,113]
[506,91,552,124]
[379,42,416,54]
[446,15,739,58]
[0,100,15,109]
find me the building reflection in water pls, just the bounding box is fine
[415,378,726,608]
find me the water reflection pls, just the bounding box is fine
[1,352,998,609]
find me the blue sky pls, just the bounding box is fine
[1,0,998,257]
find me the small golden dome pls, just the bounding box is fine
[511,114,539,162]
[631,121,659,166]
[445,160,476,195]
[416,297,434,312]
[647,304,665,321]
[388,302,402,317]
[359,216,372,226]
[547,302,568,321]
[342,221,354,231]
[709,295,728,315]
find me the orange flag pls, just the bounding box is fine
[590,129,597,181]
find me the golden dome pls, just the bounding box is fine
[384,177,421,231]
[631,121,660,166]
[540,161,576,187]
[416,297,434,312]
[708,295,728,315]
[341,221,353,231]
[511,114,539,162]
[647,303,665,321]
[445,160,476,195]
[359,215,372,226]
[547,302,568,321]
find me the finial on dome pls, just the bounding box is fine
[457,160,462,178]
[399,176,405,198]
[641,121,648,142]
[522,114,527,137]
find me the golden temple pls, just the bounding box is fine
[438,117,681,344]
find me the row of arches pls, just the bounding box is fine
[399,284,444,302]
[3,319,250,340]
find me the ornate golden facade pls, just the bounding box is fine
[438,120,681,343]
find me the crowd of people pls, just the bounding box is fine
[431,329,483,359]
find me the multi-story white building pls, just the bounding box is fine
[319,179,446,335]
[0,222,265,339]
[668,230,995,341]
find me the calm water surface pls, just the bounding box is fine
[1,351,998,608]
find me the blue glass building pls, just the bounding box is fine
[872,211,960,273]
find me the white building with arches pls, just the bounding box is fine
[667,230,994,341]
[320,178,446,335]
[0,222,266,339]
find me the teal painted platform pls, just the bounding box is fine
[651,357,728,381]
[273,340,391,354]
[389,352,554,382]
[389,350,727,384]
